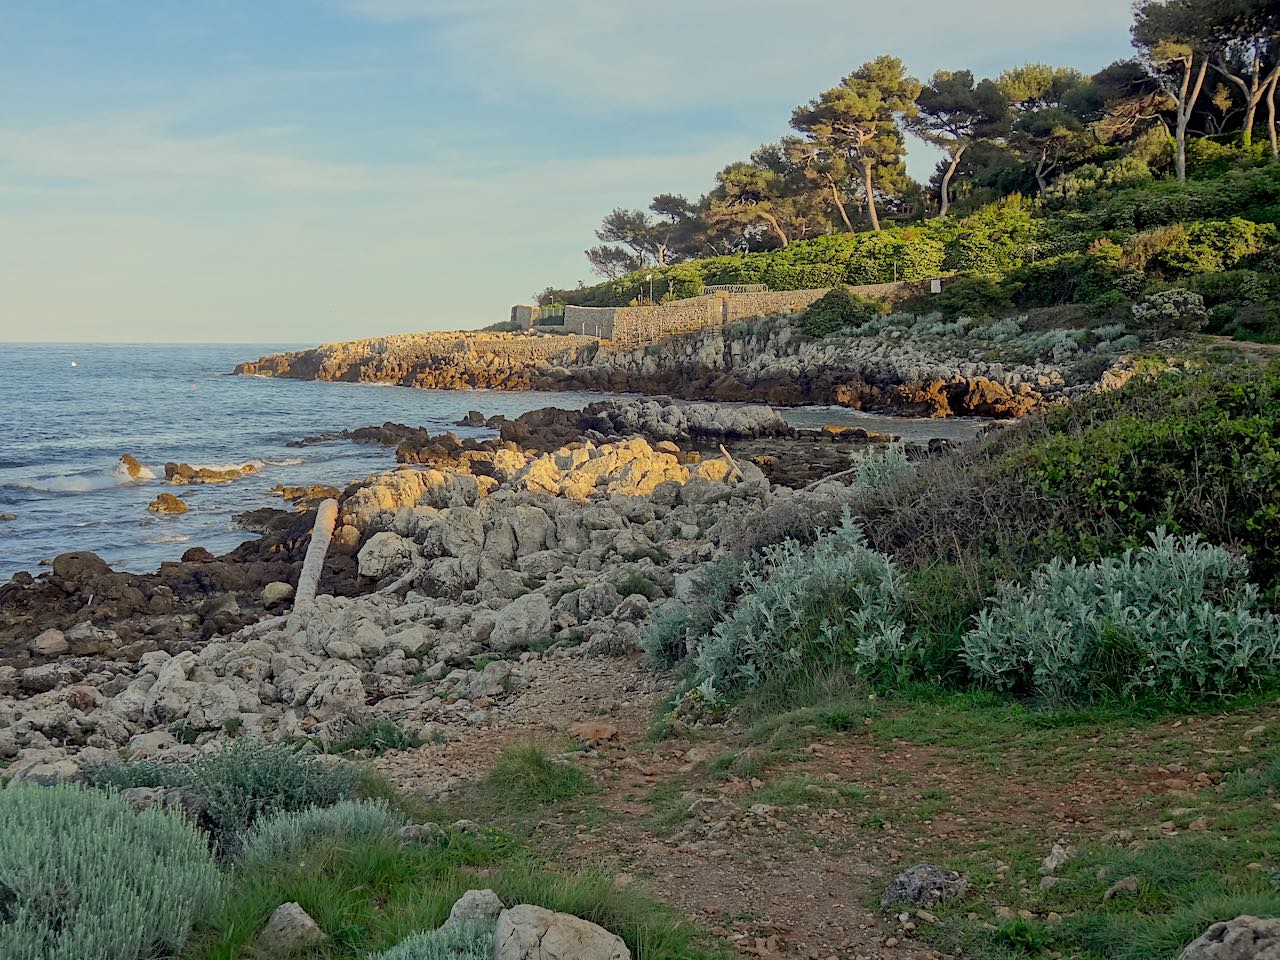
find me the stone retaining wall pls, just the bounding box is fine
[520,280,927,345]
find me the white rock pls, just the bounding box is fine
[28,629,68,657]
[493,904,630,960]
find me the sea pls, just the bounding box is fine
[0,342,983,580]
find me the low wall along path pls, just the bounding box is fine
[512,281,923,347]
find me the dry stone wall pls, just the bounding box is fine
[519,281,924,346]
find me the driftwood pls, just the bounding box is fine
[295,498,338,608]
[717,444,745,482]
[800,464,863,492]
[377,561,422,596]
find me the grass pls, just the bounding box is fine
[182,828,724,960]
[328,718,424,757]
[478,744,593,814]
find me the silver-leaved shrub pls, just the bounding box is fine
[238,799,408,865]
[691,513,907,699]
[369,920,493,960]
[962,529,1280,704]
[0,784,221,960]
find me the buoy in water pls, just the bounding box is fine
[70,361,77,367]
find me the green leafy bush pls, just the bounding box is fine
[691,513,908,699]
[369,922,494,960]
[83,738,361,852]
[963,530,1280,704]
[801,287,882,337]
[1130,288,1208,337]
[0,784,220,960]
[238,799,408,865]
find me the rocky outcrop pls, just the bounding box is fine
[234,317,1107,418]
[0,419,870,784]
[148,493,189,514]
[165,461,260,484]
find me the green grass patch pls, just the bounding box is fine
[479,744,593,813]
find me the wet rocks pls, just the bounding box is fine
[164,461,260,484]
[148,492,189,514]
[120,454,147,479]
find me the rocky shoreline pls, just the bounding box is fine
[233,314,1125,418]
[0,397,919,784]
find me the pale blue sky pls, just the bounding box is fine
[0,1,1133,343]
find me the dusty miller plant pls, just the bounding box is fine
[691,513,908,698]
[0,784,221,960]
[962,529,1280,704]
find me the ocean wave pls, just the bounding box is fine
[8,460,156,494]
[145,533,192,544]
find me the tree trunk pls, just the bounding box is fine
[1268,67,1280,160]
[1035,148,1051,196]
[1215,50,1275,149]
[938,142,968,218]
[827,176,854,232]
[1174,58,1209,182]
[861,159,881,231]
[759,211,789,247]
[295,498,338,608]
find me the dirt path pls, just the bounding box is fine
[375,653,1280,960]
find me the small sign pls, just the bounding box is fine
[930,279,942,294]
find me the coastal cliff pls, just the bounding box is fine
[234,312,1131,418]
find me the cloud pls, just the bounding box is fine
[335,0,1134,113]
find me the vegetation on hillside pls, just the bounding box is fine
[537,1,1280,345]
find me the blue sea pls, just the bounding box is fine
[0,343,601,579]
[0,342,983,580]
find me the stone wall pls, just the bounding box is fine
[519,279,929,345]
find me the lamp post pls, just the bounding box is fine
[646,273,654,305]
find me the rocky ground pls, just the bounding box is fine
[0,398,884,784]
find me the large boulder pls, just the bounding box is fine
[357,532,418,580]
[489,592,552,652]
[493,904,630,960]
[1180,916,1280,960]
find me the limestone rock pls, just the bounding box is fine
[1180,916,1280,960]
[258,902,327,953]
[444,889,505,929]
[357,531,418,580]
[493,904,630,960]
[489,592,552,652]
[261,581,295,607]
[28,628,68,657]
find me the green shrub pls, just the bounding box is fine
[1130,288,1208,338]
[642,556,742,667]
[963,529,1280,704]
[239,799,409,865]
[369,921,494,960]
[691,513,908,699]
[801,287,882,337]
[83,738,361,852]
[0,784,220,960]
[615,571,660,601]
[328,717,424,756]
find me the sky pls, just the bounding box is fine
[0,1,1134,344]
